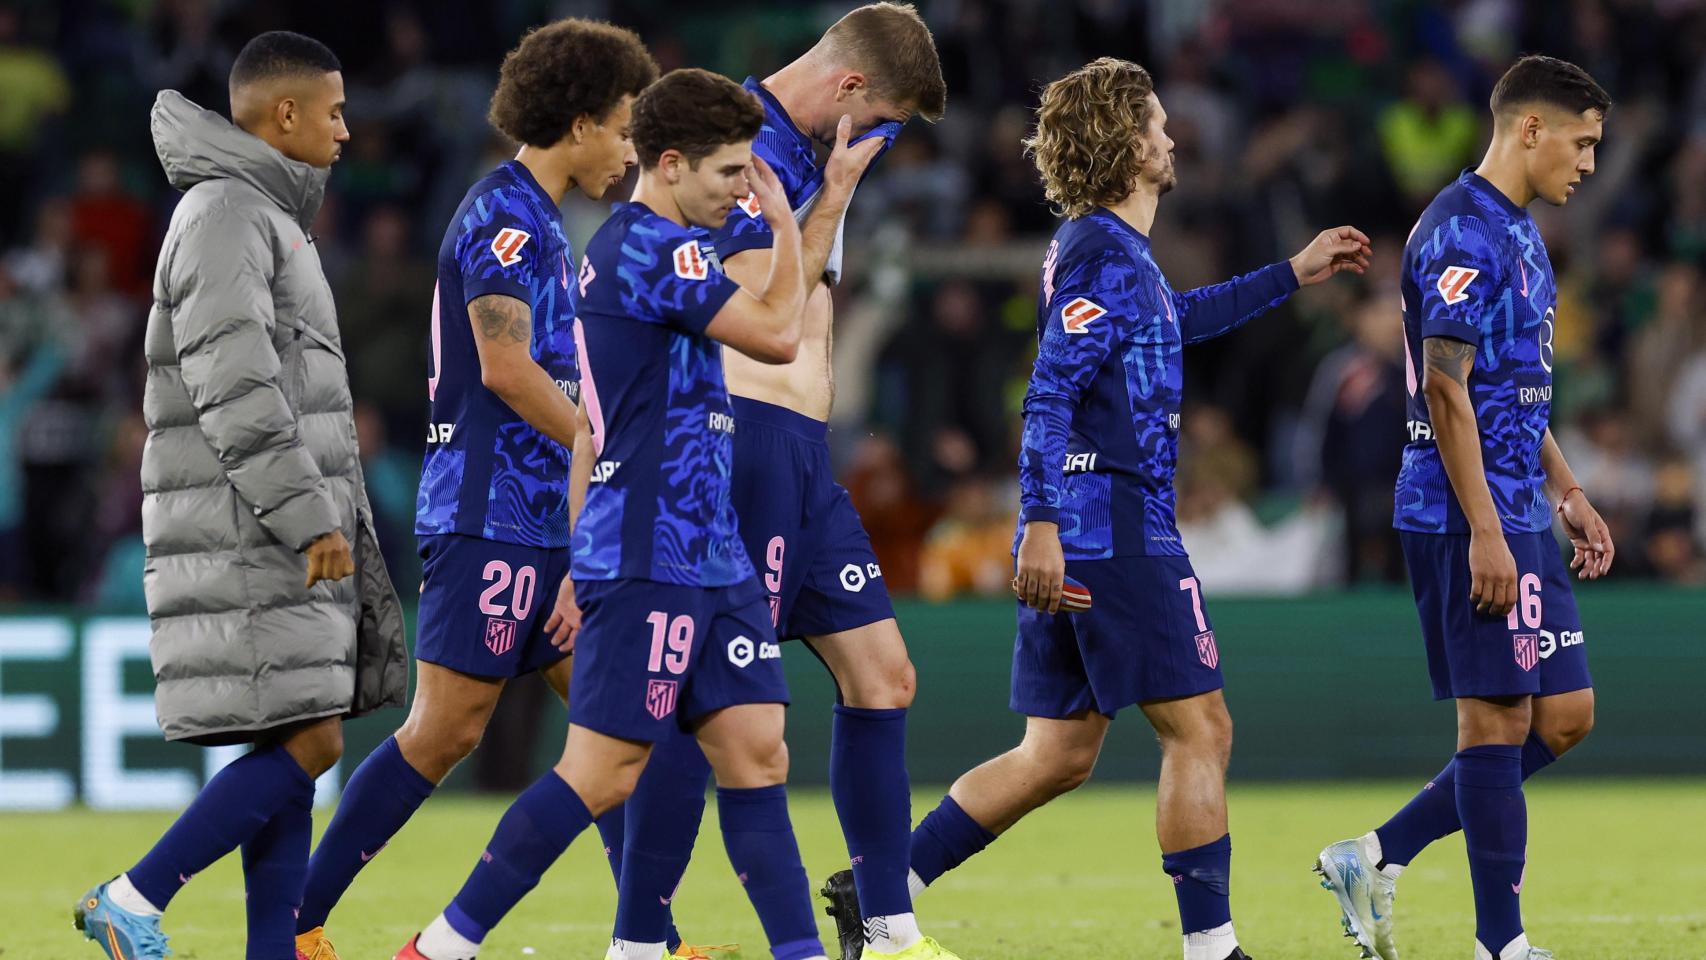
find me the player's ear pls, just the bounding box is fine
[836,72,867,101]
[659,149,682,184]
[275,96,297,133]
[570,113,589,146]
[1523,112,1543,149]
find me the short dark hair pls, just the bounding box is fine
[488,18,658,148]
[631,69,765,168]
[819,3,946,122]
[1490,55,1611,119]
[230,31,341,89]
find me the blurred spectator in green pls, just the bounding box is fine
[1378,58,1480,207]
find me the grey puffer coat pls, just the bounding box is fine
[142,91,407,744]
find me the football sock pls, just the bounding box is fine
[1375,731,1556,868]
[614,728,712,950]
[595,805,627,882]
[297,736,436,931]
[607,940,668,960]
[443,770,593,943]
[107,874,162,917]
[716,785,823,960]
[1161,833,1234,936]
[829,705,916,950]
[1455,745,1527,956]
[241,775,313,960]
[1182,921,1239,960]
[909,794,997,887]
[416,913,480,959]
[127,743,315,911]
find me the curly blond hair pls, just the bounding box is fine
[1024,58,1155,219]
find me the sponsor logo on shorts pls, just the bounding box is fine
[646,679,679,720]
[839,562,883,593]
[727,635,781,668]
[1514,633,1539,671]
[1537,628,1584,659]
[484,617,518,656]
[1195,630,1219,669]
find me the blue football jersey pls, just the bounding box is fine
[570,202,751,587]
[1394,169,1555,535]
[1016,209,1297,559]
[709,77,898,284]
[416,161,579,547]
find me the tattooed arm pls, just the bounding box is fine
[1420,335,1517,615]
[468,293,577,449]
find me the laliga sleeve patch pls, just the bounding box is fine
[1060,297,1107,334]
[491,227,531,267]
[736,193,763,218]
[1436,266,1479,305]
[672,240,710,280]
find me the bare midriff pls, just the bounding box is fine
[724,279,835,421]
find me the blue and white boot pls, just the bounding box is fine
[74,880,171,960]
[1314,833,1399,959]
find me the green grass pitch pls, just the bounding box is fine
[9,779,1704,959]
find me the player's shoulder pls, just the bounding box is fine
[1050,211,1153,291]
[458,164,553,236]
[1409,174,1514,263]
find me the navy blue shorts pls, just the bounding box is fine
[729,398,896,640]
[415,534,572,679]
[1400,530,1592,700]
[1010,555,1225,718]
[568,576,789,742]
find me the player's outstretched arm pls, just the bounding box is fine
[1174,227,1371,344]
[704,155,807,363]
[469,293,577,449]
[1542,428,1615,579]
[1420,335,1518,615]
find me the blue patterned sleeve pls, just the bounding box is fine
[454,187,539,303]
[1174,261,1298,344]
[629,223,742,335]
[1413,215,1507,344]
[1018,250,1138,525]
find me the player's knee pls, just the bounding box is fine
[839,655,916,710]
[286,722,344,778]
[747,735,791,784]
[1022,741,1096,798]
[1540,700,1595,755]
[397,716,484,781]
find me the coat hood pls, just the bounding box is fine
[150,89,328,228]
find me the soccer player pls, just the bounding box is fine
[1315,55,1613,960]
[291,20,656,960]
[77,31,409,960]
[609,7,955,960]
[395,67,859,960]
[833,58,1368,960]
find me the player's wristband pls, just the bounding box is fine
[1556,485,1583,513]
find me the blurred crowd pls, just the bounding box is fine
[1,0,1703,609]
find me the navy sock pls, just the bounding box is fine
[595,806,627,884]
[830,705,913,918]
[128,744,315,910]
[242,776,314,959]
[297,737,435,931]
[1455,745,1527,954]
[909,795,997,887]
[444,771,592,942]
[1375,731,1557,868]
[614,728,711,949]
[1160,833,1233,935]
[716,785,822,960]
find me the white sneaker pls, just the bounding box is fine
[1315,833,1399,959]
